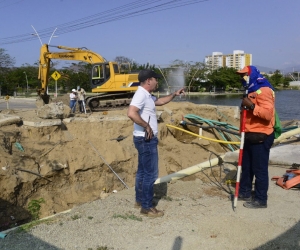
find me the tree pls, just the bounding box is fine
[114,56,131,64]
[282,76,290,88]
[269,70,283,87]
[207,67,241,91]
[0,48,16,95]
[185,62,208,92]
[55,62,91,92]
[0,48,15,73]
[166,60,208,91]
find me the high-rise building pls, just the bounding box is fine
[205,52,224,70]
[205,50,252,70]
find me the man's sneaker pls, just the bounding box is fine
[243,200,267,209]
[140,207,164,217]
[134,202,141,209]
[238,194,252,202]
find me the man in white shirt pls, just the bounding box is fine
[69,89,77,113]
[127,69,185,217]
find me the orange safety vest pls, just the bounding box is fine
[272,169,300,189]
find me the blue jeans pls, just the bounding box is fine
[70,100,77,113]
[239,132,274,204]
[133,136,158,209]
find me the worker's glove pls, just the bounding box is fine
[241,97,255,110]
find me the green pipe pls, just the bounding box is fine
[0,232,7,238]
[184,114,238,151]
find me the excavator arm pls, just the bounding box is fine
[38,44,106,104]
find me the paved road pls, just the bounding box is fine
[0,98,36,110]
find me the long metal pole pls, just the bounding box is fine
[88,141,129,189]
[233,80,249,210]
[55,80,57,98]
[82,99,87,114]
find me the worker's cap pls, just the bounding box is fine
[138,69,162,82]
[236,66,250,74]
[72,89,77,92]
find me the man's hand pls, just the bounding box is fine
[241,97,255,110]
[174,88,185,96]
[144,124,153,141]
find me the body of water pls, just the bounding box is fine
[178,90,300,121]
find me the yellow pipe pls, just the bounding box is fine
[166,124,240,144]
[274,127,300,144]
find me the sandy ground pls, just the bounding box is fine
[0,166,300,250]
[0,96,300,249]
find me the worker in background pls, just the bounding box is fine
[69,89,77,113]
[77,86,86,113]
[237,65,275,209]
[127,69,185,218]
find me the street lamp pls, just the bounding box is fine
[48,27,58,45]
[31,25,58,45]
[23,72,28,92]
[31,25,43,45]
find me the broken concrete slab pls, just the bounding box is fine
[269,144,300,165]
[223,144,300,166]
[22,120,62,127]
[0,114,21,127]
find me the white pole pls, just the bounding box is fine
[31,25,43,45]
[55,80,57,98]
[82,100,87,114]
[48,28,57,45]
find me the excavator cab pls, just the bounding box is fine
[91,63,113,87]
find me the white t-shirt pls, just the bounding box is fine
[130,86,158,137]
[70,93,76,100]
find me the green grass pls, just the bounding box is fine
[27,198,45,220]
[113,213,142,221]
[96,246,111,250]
[71,214,81,220]
[16,219,53,232]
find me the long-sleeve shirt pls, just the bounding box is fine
[243,87,275,135]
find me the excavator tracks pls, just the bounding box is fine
[85,92,135,112]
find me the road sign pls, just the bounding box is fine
[51,71,61,81]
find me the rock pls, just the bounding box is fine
[37,102,71,119]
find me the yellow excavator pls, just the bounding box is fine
[38,44,140,111]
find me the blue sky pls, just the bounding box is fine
[0,0,299,71]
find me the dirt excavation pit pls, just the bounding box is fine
[0,100,240,231]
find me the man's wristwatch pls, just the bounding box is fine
[250,104,255,110]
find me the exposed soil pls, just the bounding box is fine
[1,96,300,249]
[0,95,241,231]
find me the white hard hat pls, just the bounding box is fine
[72,89,76,92]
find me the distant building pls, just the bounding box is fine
[205,50,252,70]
